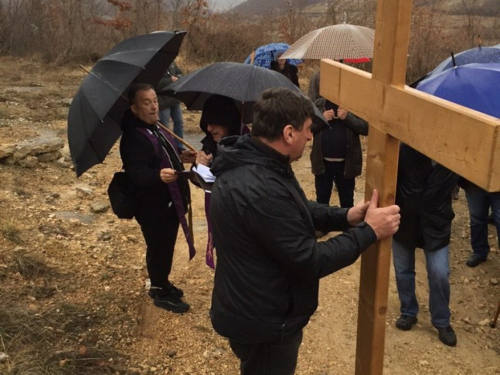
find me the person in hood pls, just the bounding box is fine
[194,94,249,268]
[119,83,196,313]
[209,87,400,374]
[195,94,246,166]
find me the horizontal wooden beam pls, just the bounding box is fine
[320,59,500,191]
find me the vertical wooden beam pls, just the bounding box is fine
[355,2,412,373]
[372,0,413,86]
[355,127,399,375]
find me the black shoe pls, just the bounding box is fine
[435,325,457,347]
[148,282,184,299]
[395,315,418,331]
[154,294,190,313]
[466,253,486,267]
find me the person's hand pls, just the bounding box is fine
[196,151,213,166]
[171,76,179,82]
[337,107,348,120]
[180,149,196,163]
[347,200,370,226]
[363,189,400,240]
[323,109,335,121]
[160,168,178,184]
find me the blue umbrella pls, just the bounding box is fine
[244,42,303,69]
[410,46,500,88]
[429,46,500,75]
[416,63,500,118]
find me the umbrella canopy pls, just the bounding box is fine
[416,63,500,118]
[430,46,500,76]
[162,62,327,124]
[68,30,186,176]
[281,23,375,61]
[244,42,303,68]
[411,46,500,88]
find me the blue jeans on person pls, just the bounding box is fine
[463,183,500,260]
[315,160,355,208]
[159,104,184,149]
[229,331,303,375]
[392,239,451,328]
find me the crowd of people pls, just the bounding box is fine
[117,53,498,374]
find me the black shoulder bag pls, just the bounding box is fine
[107,170,137,219]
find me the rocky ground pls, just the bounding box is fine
[0,56,499,374]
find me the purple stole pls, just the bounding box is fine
[204,125,251,269]
[137,126,196,260]
[204,192,215,269]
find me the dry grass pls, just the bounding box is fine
[0,256,125,375]
[0,218,24,245]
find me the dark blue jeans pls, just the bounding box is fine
[463,183,500,260]
[229,331,303,375]
[315,160,355,208]
[392,239,451,327]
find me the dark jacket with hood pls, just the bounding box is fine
[393,143,459,251]
[199,95,242,156]
[119,110,189,223]
[308,70,368,178]
[209,134,378,344]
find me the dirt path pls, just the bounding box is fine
[0,57,498,374]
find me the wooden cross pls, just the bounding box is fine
[319,1,500,374]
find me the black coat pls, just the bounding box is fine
[209,134,377,344]
[393,143,459,250]
[310,98,368,178]
[119,111,188,223]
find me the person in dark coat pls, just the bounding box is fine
[193,95,249,269]
[120,83,196,313]
[270,52,300,88]
[156,60,185,148]
[459,178,500,267]
[392,143,459,347]
[209,87,401,375]
[308,70,368,208]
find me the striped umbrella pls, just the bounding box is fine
[281,23,375,61]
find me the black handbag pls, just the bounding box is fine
[107,171,137,219]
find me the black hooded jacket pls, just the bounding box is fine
[209,134,377,344]
[199,95,242,156]
[393,143,459,250]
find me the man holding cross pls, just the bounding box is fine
[208,88,400,375]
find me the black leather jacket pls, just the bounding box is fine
[209,134,377,344]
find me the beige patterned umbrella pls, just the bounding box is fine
[281,23,375,61]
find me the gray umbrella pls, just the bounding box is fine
[68,30,186,176]
[162,62,327,125]
[281,23,375,61]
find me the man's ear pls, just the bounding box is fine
[130,104,138,116]
[283,124,294,145]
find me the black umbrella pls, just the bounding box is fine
[162,62,327,125]
[68,30,186,176]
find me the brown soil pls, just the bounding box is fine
[0,57,499,374]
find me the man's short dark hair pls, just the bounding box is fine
[252,88,315,142]
[128,83,155,105]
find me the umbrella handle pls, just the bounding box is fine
[157,121,197,152]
